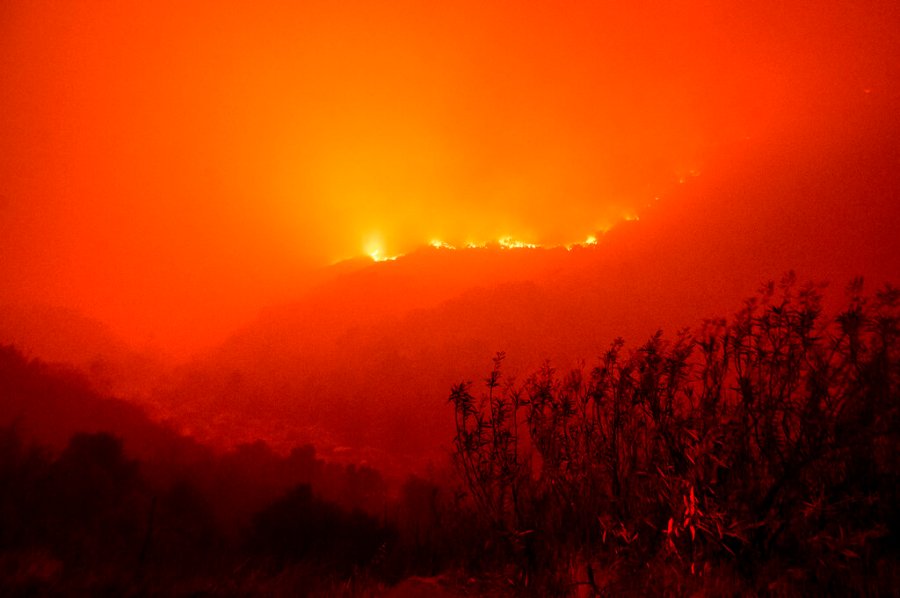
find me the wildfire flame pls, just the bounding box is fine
[368,248,399,262]
[429,240,456,250]
[498,236,540,249]
[367,232,609,263]
[364,207,654,263]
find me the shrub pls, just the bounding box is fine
[449,274,900,594]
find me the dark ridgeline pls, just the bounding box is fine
[0,345,392,594]
[0,274,897,595]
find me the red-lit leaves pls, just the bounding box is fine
[448,275,900,593]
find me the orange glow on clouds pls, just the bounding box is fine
[1,0,898,353]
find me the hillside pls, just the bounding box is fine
[127,110,900,465]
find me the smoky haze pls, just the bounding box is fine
[1,0,899,354]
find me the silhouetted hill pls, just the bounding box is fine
[0,345,398,594]
[0,343,391,517]
[0,344,204,463]
[0,304,127,366]
[0,303,175,403]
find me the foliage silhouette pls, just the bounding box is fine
[449,274,899,594]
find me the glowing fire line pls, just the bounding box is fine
[362,175,682,262]
[366,234,603,262]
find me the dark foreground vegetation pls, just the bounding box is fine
[0,345,398,595]
[0,429,396,595]
[448,274,899,595]
[0,274,897,595]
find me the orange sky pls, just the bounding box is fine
[1,0,898,353]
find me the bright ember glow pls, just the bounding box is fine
[498,237,540,250]
[429,240,456,250]
[367,232,608,261]
[368,249,400,263]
